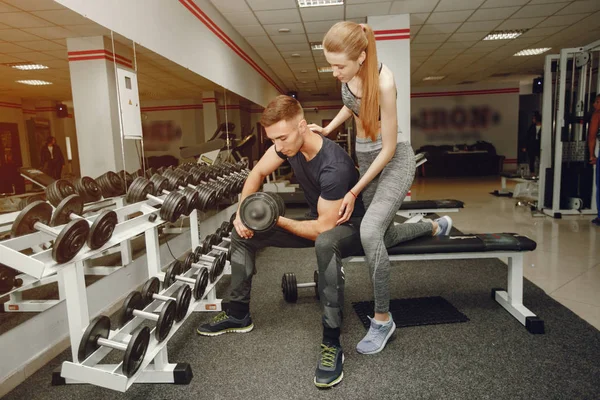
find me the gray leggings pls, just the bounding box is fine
[356,137,433,314]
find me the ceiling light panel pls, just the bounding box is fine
[16,80,53,85]
[483,29,527,40]
[297,0,344,7]
[7,63,49,70]
[513,47,551,56]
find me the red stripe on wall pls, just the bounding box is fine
[68,55,133,69]
[412,88,519,98]
[0,102,21,109]
[178,0,283,94]
[203,98,217,103]
[141,105,203,112]
[374,29,410,35]
[375,35,410,41]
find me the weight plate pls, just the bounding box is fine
[282,272,298,303]
[239,192,279,232]
[87,210,118,250]
[78,315,110,362]
[149,174,169,196]
[182,252,195,272]
[155,299,176,342]
[46,179,76,207]
[314,270,320,300]
[119,290,144,326]
[174,285,192,322]
[182,187,199,214]
[208,256,219,283]
[96,171,125,198]
[164,260,182,288]
[126,177,154,203]
[123,326,150,377]
[50,194,84,227]
[265,192,286,218]
[73,176,102,203]
[160,192,186,222]
[194,267,209,300]
[11,201,53,237]
[140,277,161,306]
[53,219,90,263]
[193,245,202,262]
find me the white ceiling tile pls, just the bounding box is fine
[31,9,92,25]
[245,35,273,46]
[282,50,312,58]
[427,10,474,24]
[0,12,54,28]
[0,42,34,52]
[222,12,260,26]
[471,39,508,48]
[556,0,600,15]
[461,46,493,54]
[22,26,78,39]
[61,24,110,37]
[263,23,305,36]
[457,20,502,33]
[389,0,438,14]
[307,32,326,41]
[346,2,392,18]
[41,59,69,69]
[3,0,64,11]
[17,39,65,51]
[277,43,311,51]
[419,23,461,34]
[430,48,464,56]
[300,5,343,22]
[469,7,520,21]
[0,28,45,41]
[0,2,20,12]
[522,26,569,37]
[255,9,301,24]
[410,13,430,25]
[247,0,297,10]
[411,42,442,50]
[43,49,68,58]
[210,0,252,14]
[410,49,435,57]
[8,51,56,61]
[448,32,488,41]
[235,25,266,36]
[537,13,587,27]
[481,0,528,8]
[511,3,570,19]
[412,33,451,43]
[435,0,485,12]
[303,20,337,34]
[496,17,545,30]
[0,54,27,63]
[439,41,477,49]
[270,34,307,44]
[286,57,314,64]
[511,36,544,45]
[528,0,578,3]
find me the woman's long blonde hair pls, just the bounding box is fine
[323,21,379,141]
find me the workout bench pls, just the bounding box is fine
[396,199,464,223]
[344,233,543,334]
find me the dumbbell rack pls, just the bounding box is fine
[0,197,132,313]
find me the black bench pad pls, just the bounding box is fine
[399,199,464,210]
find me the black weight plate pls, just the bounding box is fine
[219,221,231,236]
[123,326,150,377]
[53,219,90,263]
[201,236,212,255]
[193,245,202,262]
[194,267,209,300]
[163,260,182,288]
[97,171,125,198]
[174,285,192,322]
[182,187,199,214]
[265,192,286,217]
[78,315,110,362]
[126,177,154,203]
[314,270,320,300]
[46,179,76,207]
[149,174,168,196]
[118,170,134,190]
[208,256,219,283]
[160,192,186,222]
[119,290,144,326]
[215,252,226,277]
[11,201,53,237]
[230,212,236,224]
[239,192,278,232]
[155,299,176,342]
[74,176,102,203]
[183,252,195,272]
[88,210,117,250]
[50,194,84,227]
[282,273,298,303]
[140,277,161,306]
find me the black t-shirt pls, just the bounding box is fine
[276,137,365,219]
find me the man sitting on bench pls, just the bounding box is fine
[196,95,451,388]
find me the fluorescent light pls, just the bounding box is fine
[291,53,301,57]
[423,76,445,81]
[483,30,527,41]
[8,63,49,70]
[278,28,290,33]
[318,66,333,73]
[514,48,551,56]
[16,80,53,85]
[311,42,323,50]
[298,0,344,7]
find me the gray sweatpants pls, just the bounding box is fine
[355,136,433,314]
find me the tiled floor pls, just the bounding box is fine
[411,176,600,331]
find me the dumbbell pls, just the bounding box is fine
[215,220,233,239]
[149,173,199,215]
[50,194,118,250]
[200,233,231,260]
[163,260,209,300]
[140,277,192,322]
[239,192,286,232]
[72,176,103,203]
[11,201,90,263]
[125,177,187,223]
[281,271,319,303]
[45,179,76,207]
[78,315,149,377]
[185,248,226,283]
[96,171,125,198]
[120,290,176,342]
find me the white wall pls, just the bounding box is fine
[411,83,520,162]
[56,0,284,107]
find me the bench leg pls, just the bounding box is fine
[493,254,545,334]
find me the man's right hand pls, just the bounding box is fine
[590,156,597,165]
[234,212,254,239]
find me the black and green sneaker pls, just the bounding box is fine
[314,343,344,388]
[196,311,254,336]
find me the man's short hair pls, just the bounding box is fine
[260,95,303,128]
